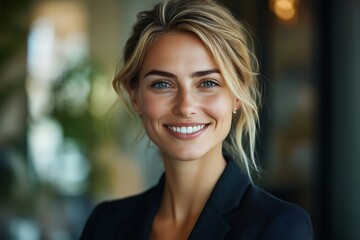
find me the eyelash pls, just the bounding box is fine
[150,79,220,89]
[150,80,173,89]
[199,79,219,88]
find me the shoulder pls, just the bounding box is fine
[92,186,155,219]
[87,194,141,220]
[79,186,156,240]
[226,184,313,239]
[260,201,313,240]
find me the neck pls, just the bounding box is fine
[159,151,226,224]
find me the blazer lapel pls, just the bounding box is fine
[115,175,165,240]
[189,157,250,240]
[188,204,230,240]
[113,158,249,240]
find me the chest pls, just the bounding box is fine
[148,214,199,240]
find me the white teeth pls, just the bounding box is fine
[181,127,186,134]
[187,126,193,133]
[168,125,206,134]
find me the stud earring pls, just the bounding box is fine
[233,108,237,114]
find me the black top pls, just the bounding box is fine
[80,158,313,239]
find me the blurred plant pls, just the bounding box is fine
[51,60,97,147]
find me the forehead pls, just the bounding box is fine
[140,31,218,75]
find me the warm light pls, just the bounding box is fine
[274,0,295,20]
[270,0,298,23]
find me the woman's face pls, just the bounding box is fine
[131,31,239,162]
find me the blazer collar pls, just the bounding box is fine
[207,156,250,214]
[116,157,250,240]
[189,156,251,239]
[114,176,164,240]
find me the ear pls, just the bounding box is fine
[233,97,241,111]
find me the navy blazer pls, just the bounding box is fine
[80,158,313,239]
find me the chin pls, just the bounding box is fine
[168,153,203,162]
[163,146,213,162]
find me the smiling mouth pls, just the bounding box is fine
[166,124,207,134]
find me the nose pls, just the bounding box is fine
[173,89,196,117]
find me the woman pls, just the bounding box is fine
[80,0,313,239]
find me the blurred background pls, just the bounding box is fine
[0,0,359,239]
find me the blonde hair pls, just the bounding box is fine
[113,0,261,179]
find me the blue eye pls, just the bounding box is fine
[151,81,172,89]
[200,80,219,88]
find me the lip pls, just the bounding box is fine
[164,123,210,140]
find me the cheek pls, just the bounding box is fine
[205,94,234,121]
[139,94,166,122]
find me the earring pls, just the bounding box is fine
[233,108,237,114]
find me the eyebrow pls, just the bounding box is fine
[191,69,220,78]
[143,69,221,78]
[144,70,176,78]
